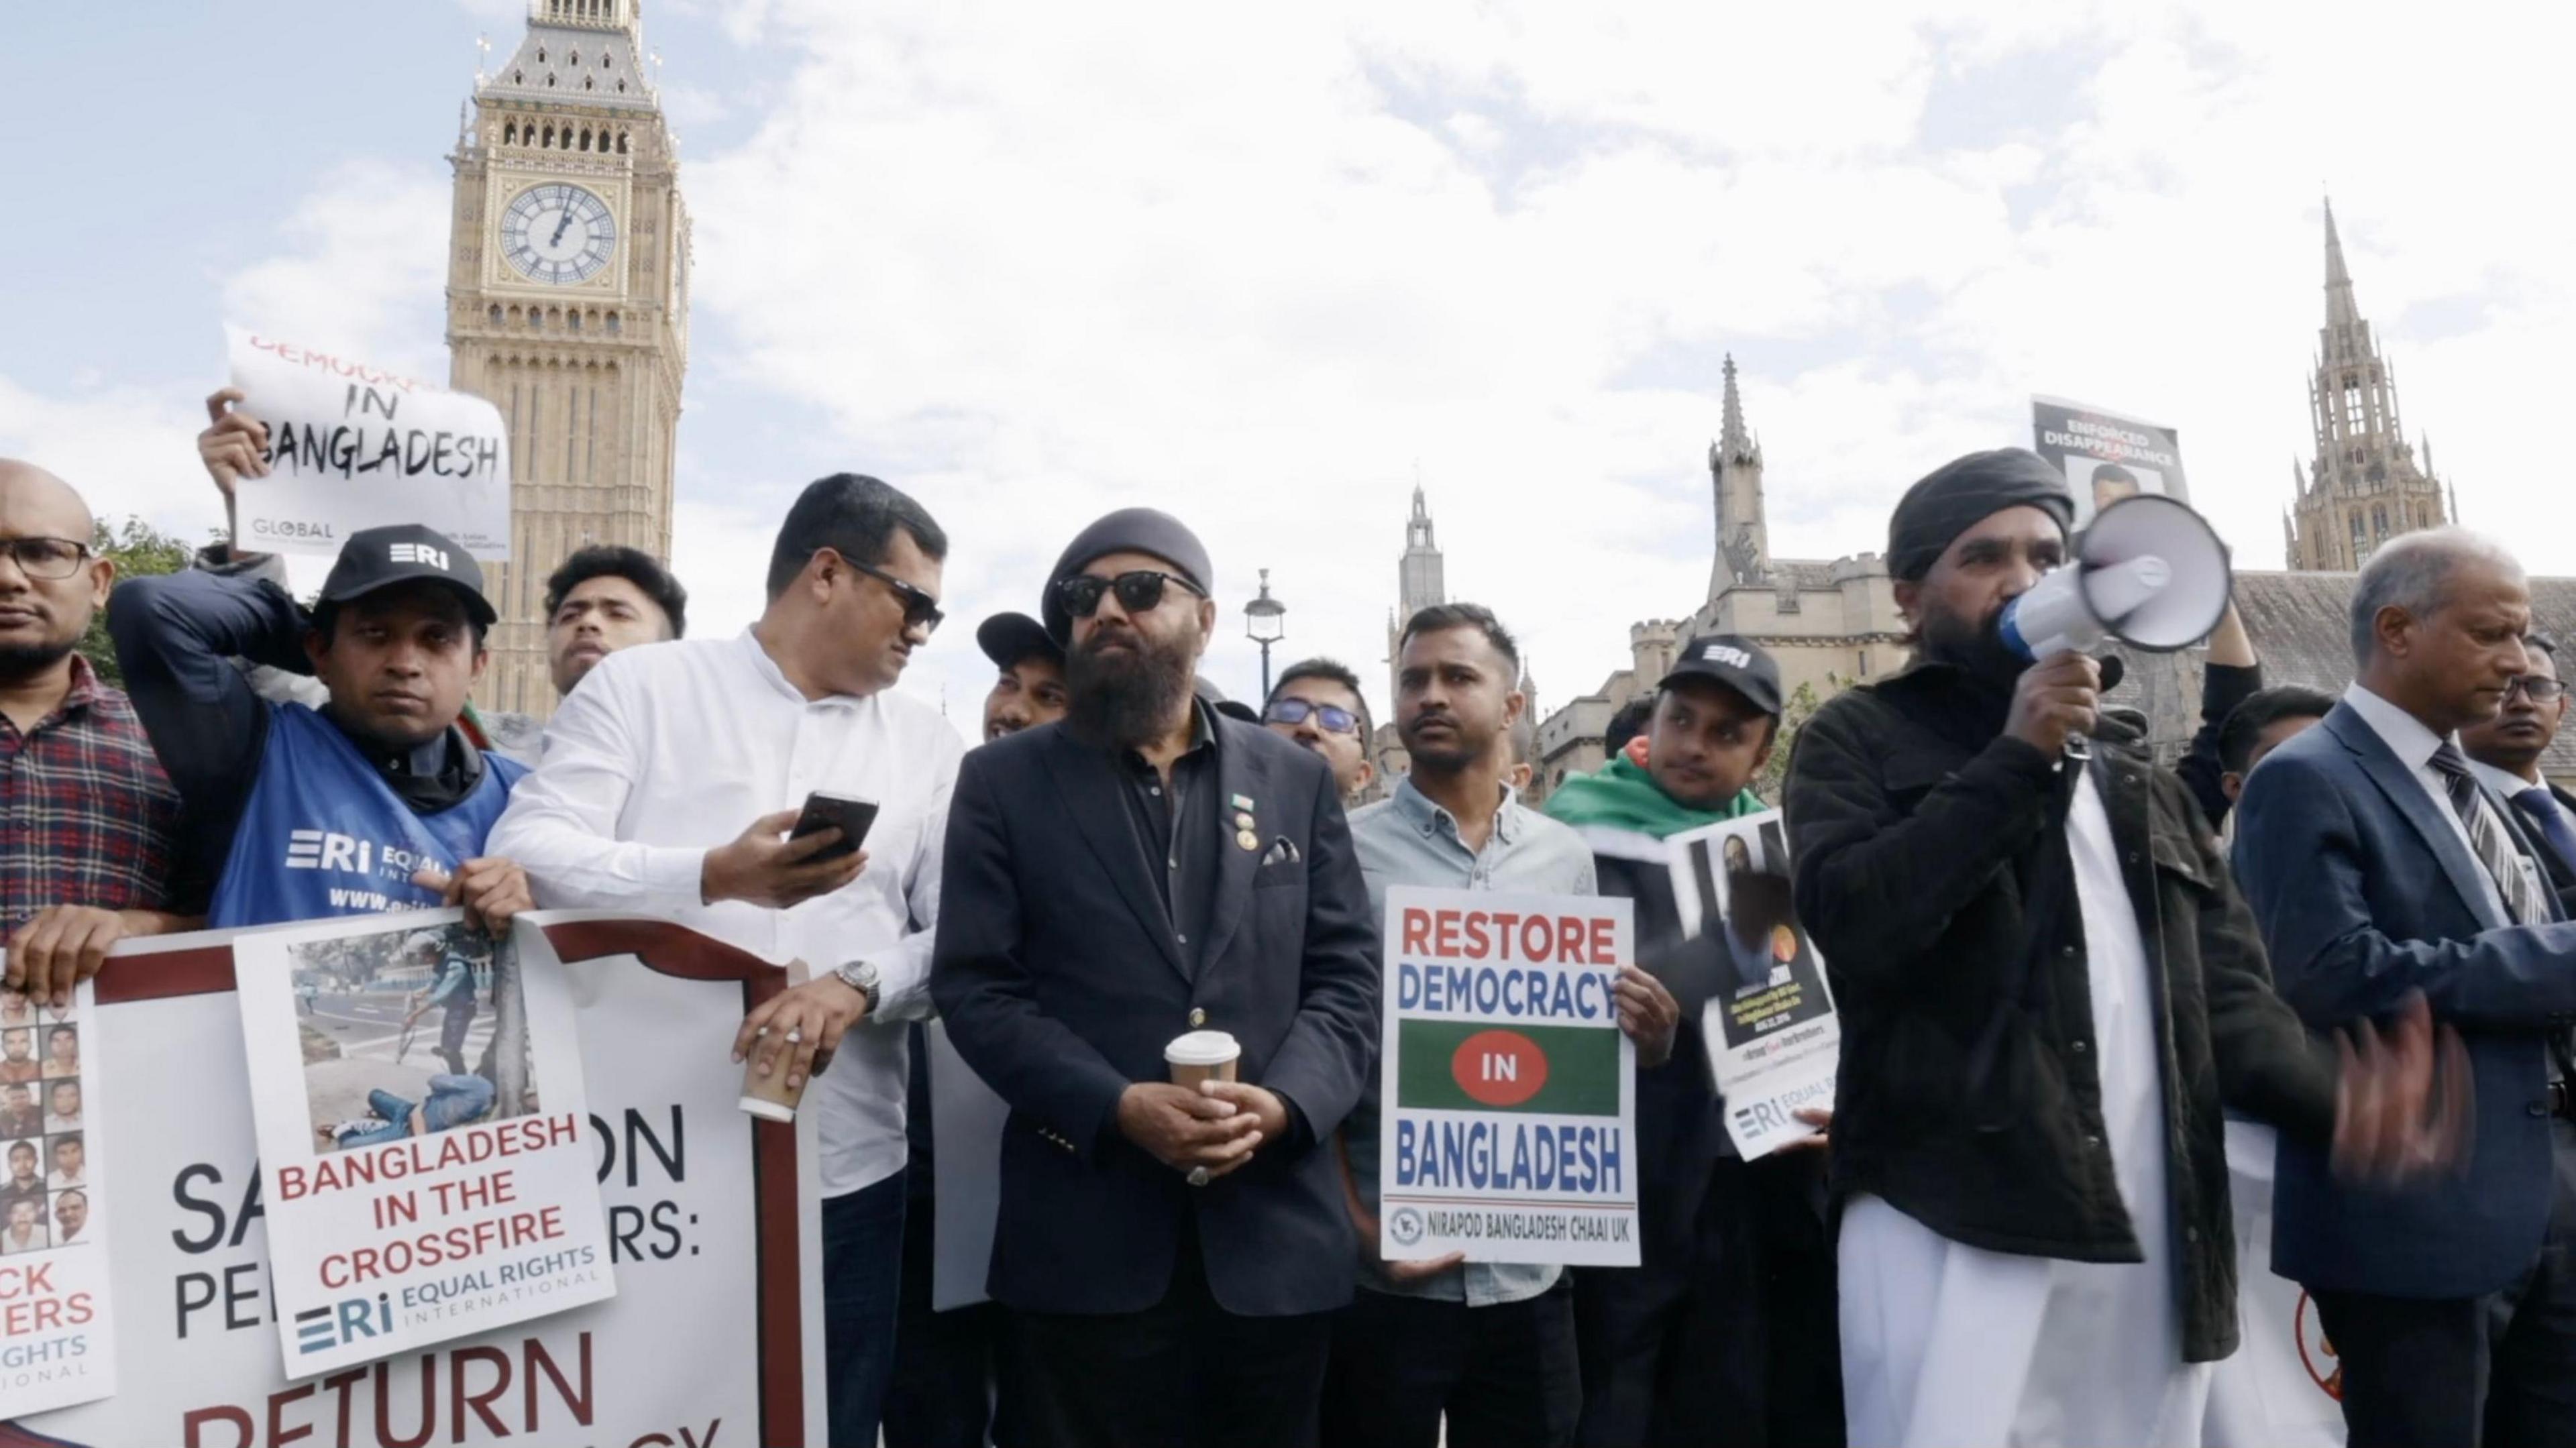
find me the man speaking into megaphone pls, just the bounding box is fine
[1780,449,2473,1447]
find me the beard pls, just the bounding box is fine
[0,634,77,682]
[1065,622,1199,750]
[1917,603,2028,693]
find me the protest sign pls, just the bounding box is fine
[1377,887,1639,1267]
[225,327,512,560]
[1668,810,1839,1159]
[2031,395,2190,528]
[13,913,828,1448]
[2203,1121,2347,1447]
[232,911,613,1378]
[0,978,115,1419]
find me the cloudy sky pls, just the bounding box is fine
[5,1,2569,728]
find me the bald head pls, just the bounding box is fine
[0,459,109,691]
[0,461,91,539]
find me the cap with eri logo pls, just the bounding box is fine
[316,524,496,629]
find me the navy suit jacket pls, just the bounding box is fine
[2235,701,2576,1298]
[929,714,1380,1317]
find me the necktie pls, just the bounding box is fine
[2514,785,2576,879]
[2428,741,2552,925]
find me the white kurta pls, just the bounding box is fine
[1840,774,2210,1447]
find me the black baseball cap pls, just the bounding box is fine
[317,524,497,630]
[977,611,1063,671]
[1658,634,1783,716]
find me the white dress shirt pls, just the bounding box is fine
[2343,683,2506,920]
[487,629,965,1198]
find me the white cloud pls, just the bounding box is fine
[219,158,453,378]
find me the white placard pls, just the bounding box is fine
[225,327,512,560]
[12,913,830,1447]
[0,977,115,1418]
[1668,810,1841,1158]
[1377,887,1640,1267]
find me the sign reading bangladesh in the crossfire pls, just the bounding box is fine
[1377,887,1639,1268]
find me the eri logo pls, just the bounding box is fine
[1701,643,1752,669]
[1388,1208,1426,1247]
[388,541,450,570]
[2293,1290,2342,1400]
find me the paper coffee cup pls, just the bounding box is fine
[1165,1030,1240,1091]
[739,1051,804,1122]
[739,958,812,1122]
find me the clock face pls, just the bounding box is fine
[500,183,617,285]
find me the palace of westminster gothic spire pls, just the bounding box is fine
[2282,199,2455,571]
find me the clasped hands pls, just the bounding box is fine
[1118,1080,1289,1184]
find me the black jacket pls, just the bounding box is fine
[930,714,1380,1317]
[1783,661,2334,1362]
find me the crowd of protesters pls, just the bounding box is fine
[0,390,2567,1448]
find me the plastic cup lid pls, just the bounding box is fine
[1163,1030,1240,1066]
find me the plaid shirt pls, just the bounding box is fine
[1,654,182,930]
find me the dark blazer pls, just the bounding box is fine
[2236,702,2576,1299]
[930,714,1380,1318]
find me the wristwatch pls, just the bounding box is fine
[833,959,882,1017]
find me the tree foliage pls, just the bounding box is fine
[76,516,200,688]
[1754,678,1829,803]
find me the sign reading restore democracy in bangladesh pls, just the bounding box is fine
[225,326,513,561]
[1377,888,1639,1268]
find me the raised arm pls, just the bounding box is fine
[103,567,303,839]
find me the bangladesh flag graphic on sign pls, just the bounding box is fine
[1377,885,1640,1269]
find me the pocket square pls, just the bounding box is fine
[1259,837,1301,867]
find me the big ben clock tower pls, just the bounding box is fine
[447,0,690,719]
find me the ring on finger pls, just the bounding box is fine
[786,1028,804,1045]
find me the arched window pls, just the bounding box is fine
[2373,506,2388,539]
[582,76,594,93]
[527,309,542,330]
[606,312,623,335]
[502,121,516,146]
[487,304,502,327]
[535,46,547,64]
[542,124,555,148]
[616,130,629,153]
[569,49,580,66]
[582,127,594,150]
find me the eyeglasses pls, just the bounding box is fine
[847,558,944,634]
[1054,570,1205,620]
[0,537,90,581]
[1264,698,1360,735]
[2508,675,2568,703]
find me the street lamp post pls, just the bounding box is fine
[1244,568,1287,703]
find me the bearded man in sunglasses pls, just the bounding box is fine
[934,508,1379,1448]
[1264,658,1377,805]
[489,472,961,1448]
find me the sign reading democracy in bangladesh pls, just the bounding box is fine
[1377,887,1639,1268]
[225,325,513,561]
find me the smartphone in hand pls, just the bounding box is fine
[789,792,879,862]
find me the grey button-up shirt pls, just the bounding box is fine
[1346,776,1598,1306]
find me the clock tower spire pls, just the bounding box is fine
[447,0,690,718]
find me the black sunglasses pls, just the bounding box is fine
[1264,698,1360,735]
[845,557,945,634]
[1054,569,1204,620]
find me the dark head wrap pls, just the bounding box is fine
[1886,449,2075,582]
[1041,508,1214,644]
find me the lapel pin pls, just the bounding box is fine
[1237,828,1261,851]
[1230,793,1254,812]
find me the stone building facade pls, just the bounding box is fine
[1532,357,1906,797]
[447,0,691,719]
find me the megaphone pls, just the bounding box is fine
[2000,493,2232,660]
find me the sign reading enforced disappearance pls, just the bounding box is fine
[2031,394,2190,528]
[1377,887,1639,1268]
[225,327,512,561]
[13,913,829,1448]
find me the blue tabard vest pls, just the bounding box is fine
[207,703,529,929]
